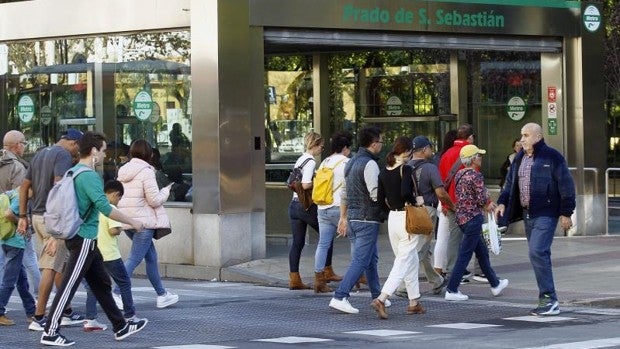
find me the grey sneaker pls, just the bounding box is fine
[530,300,560,316]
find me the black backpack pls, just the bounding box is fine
[286,158,312,191]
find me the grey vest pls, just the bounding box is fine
[345,147,384,222]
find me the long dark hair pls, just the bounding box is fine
[386,136,412,167]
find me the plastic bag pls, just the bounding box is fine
[482,212,502,255]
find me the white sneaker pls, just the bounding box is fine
[83,319,108,332]
[113,293,124,310]
[491,279,509,296]
[329,297,359,314]
[384,299,391,308]
[445,290,469,301]
[156,291,179,309]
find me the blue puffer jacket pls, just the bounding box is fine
[497,139,575,223]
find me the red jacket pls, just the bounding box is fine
[438,139,471,203]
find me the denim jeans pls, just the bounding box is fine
[0,238,40,296]
[315,207,339,272]
[123,229,166,296]
[0,245,36,317]
[447,214,499,293]
[334,220,381,299]
[523,213,559,302]
[86,258,135,319]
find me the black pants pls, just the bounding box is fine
[44,236,125,335]
[288,200,333,272]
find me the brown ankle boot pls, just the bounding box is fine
[355,274,367,289]
[289,272,311,290]
[323,266,343,282]
[314,271,332,293]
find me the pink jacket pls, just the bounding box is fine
[117,158,171,229]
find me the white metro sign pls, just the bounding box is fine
[506,96,526,121]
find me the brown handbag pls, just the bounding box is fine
[405,204,433,235]
[293,182,314,211]
[405,164,433,235]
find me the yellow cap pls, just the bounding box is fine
[460,144,486,159]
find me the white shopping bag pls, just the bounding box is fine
[481,213,502,255]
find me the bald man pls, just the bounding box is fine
[496,122,575,316]
[0,130,40,308]
[0,130,28,192]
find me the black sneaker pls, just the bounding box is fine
[530,300,560,316]
[29,316,47,331]
[115,318,148,341]
[61,311,85,326]
[40,332,75,346]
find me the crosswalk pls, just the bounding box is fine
[148,315,620,349]
[3,283,620,349]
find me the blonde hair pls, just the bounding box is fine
[304,131,323,151]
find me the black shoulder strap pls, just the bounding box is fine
[297,157,313,170]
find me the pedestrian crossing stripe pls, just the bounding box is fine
[428,323,502,329]
[504,316,576,322]
[517,337,620,349]
[344,330,421,336]
[252,336,333,344]
[153,344,237,349]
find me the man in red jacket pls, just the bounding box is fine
[438,124,475,279]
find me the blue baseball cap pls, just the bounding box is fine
[412,136,433,151]
[60,128,83,141]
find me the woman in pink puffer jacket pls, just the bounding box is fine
[116,140,179,309]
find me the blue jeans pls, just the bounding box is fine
[86,258,135,319]
[0,237,40,294]
[523,213,558,302]
[0,245,36,317]
[447,214,499,293]
[123,229,166,296]
[334,220,381,299]
[315,207,339,272]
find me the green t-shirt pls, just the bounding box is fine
[1,190,26,249]
[72,164,113,240]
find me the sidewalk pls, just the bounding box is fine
[222,232,620,308]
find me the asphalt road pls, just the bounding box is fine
[2,277,620,349]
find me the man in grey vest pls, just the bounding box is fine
[329,126,386,314]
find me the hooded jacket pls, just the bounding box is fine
[117,157,171,229]
[0,149,26,192]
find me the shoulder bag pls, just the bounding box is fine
[405,164,434,235]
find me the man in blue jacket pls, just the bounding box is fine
[496,122,575,316]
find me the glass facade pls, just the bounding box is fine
[0,31,192,201]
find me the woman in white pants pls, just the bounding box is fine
[370,136,425,320]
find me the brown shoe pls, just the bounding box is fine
[289,272,311,290]
[323,266,343,282]
[371,298,388,319]
[313,272,333,293]
[355,275,367,289]
[0,315,15,326]
[406,302,426,315]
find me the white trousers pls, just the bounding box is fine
[382,210,422,300]
[433,202,450,270]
